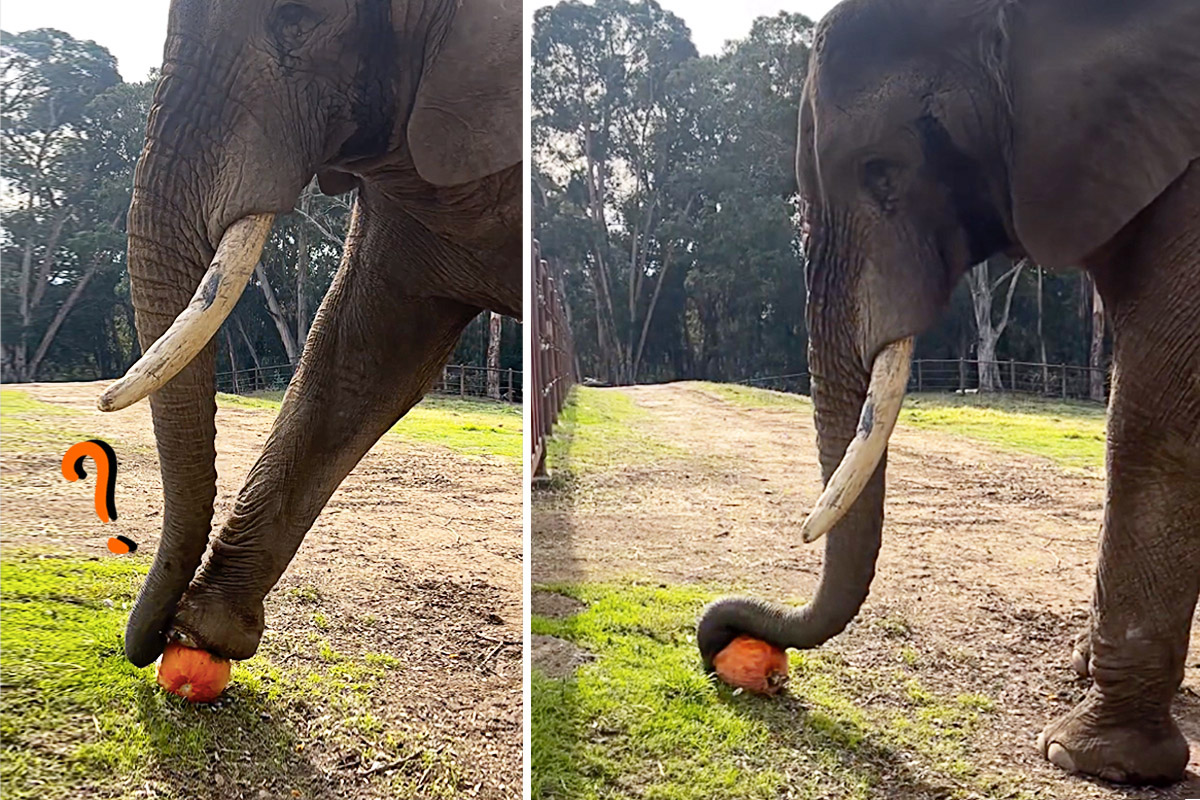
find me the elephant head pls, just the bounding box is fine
[698,0,1200,664]
[105,0,520,667]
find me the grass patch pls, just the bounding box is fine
[0,390,83,454]
[532,583,1013,800]
[693,382,1106,472]
[687,382,811,411]
[545,387,685,484]
[217,391,521,461]
[899,393,1105,471]
[0,552,458,799]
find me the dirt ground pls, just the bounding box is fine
[3,381,523,799]
[533,383,1200,799]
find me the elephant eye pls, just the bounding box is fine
[862,158,900,213]
[270,2,321,49]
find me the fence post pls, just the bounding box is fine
[506,368,513,402]
[1009,359,1015,392]
[916,360,923,392]
[460,367,465,397]
[1061,364,1067,399]
[958,357,965,392]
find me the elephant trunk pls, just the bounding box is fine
[697,339,911,667]
[114,132,272,666]
[119,169,220,666]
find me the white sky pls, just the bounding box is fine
[531,0,840,55]
[2,0,170,82]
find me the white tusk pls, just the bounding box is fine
[98,214,274,412]
[800,336,914,543]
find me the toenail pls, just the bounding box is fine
[1046,742,1077,773]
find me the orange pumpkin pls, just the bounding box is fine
[712,635,789,695]
[156,642,231,703]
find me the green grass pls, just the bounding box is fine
[545,387,685,484]
[0,553,457,799]
[688,381,811,411]
[217,391,522,461]
[0,390,83,453]
[531,583,1016,800]
[691,382,1106,472]
[898,393,1106,471]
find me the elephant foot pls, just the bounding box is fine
[1038,689,1188,785]
[171,582,265,661]
[1071,629,1091,678]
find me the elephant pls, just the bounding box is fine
[697,0,1200,785]
[99,0,521,669]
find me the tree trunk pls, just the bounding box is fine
[26,255,102,380]
[235,313,263,372]
[15,238,34,380]
[1090,279,1106,401]
[224,326,241,393]
[965,258,1024,392]
[296,186,311,348]
[1037,265,1048,393]
[255,261,300,365]
[486,311,502,400]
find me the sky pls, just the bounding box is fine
[2,0,843,83]
[531,0,840,55]
[2,0,170,82]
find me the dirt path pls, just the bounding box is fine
[3,382,522,799]
[533,383,1200,799]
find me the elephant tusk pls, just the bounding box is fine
[801,336,914,543]
[98,214,275,412]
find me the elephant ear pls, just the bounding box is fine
[407,0,521,187]
[1008,0,1200,268]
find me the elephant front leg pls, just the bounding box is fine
[167,216,480,660]
[1038,353,1200,784]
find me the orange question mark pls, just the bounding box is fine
[61,439,135,554]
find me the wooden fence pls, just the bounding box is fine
[741,358,1110,402]
[215,362,522,403]
[530,242,575,482]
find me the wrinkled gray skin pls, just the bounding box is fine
[124,0,520,669]
[698,0,1200,785]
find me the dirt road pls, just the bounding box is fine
[534,382,1199,799]
[3,382,522,799]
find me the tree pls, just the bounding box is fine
[963,257,1025,392]
[533,0,698,384]
[1088,277,1107,401]
[486,311,503,399]
[0,29,134,382]
[534,5,814,385]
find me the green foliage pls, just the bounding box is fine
[534,6,816,385]
[1,29,145,383]
[531,583,1012,800]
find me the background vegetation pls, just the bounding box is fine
[1,29,521,385]
[532,0,1109,391]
